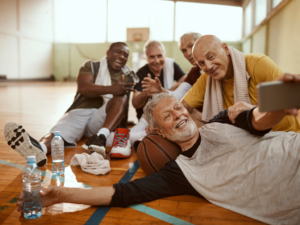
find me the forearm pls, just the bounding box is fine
[252,108,285,131]
[168,82,191,100]
[177,75,187,83]
[78,83,116,98]
[132,91,148,109]
[59,187,115,206]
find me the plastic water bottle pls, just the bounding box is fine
[22,156,42,219]
[51,131,65,175]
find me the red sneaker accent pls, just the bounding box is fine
[110,153,131,158]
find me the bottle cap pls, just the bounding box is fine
[54,131,60,136]
[27,156,36,163]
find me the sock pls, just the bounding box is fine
[97,127,110,138]
[39,142,48,154]
[106,132,115,147]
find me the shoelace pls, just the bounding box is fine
[113,133,129,147]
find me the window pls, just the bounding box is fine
[107,0,174,42]
[255,0,267,26]
[54,0,107,43]
[244,1,252,36]
[175,2,242,42]
[272,0,282,8]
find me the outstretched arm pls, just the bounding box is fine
[78,74,135,98]
[16,186,115,212]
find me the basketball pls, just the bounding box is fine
[137,134,181,175]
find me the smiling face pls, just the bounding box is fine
[146,45,165,76]
[192,35,232,81]
[152,97,197,143]
[180,34,197,66]
[106,43,129,72]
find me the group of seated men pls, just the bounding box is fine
[4,32,300,224]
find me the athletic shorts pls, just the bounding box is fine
[50,100,108,146]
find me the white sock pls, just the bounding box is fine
[97,127,110,138]
[39,142,47,154]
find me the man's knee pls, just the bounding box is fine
[107,95,128,112]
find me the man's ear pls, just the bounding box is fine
[152,128,165,138]
[222,43,230,55]
[106,50,110,57]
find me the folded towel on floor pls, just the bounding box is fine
[70,152,111,175]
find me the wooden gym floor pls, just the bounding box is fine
[1,82,298,225]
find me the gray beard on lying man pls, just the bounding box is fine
[164,116,197,142]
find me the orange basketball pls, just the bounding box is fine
[137,134,181,175]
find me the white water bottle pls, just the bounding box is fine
[51,131,65,175]
[22,156,42,219]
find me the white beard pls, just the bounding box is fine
[165,119,197,142]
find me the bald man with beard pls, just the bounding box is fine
[182,35,300,133]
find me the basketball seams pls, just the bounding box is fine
[145,136,173,161]
[142,141,157,173]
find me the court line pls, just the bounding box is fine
[0,159,193,225]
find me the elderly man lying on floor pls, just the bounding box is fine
[16,74,300,225]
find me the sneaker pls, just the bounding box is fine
[82,134,107,157]
[4,122,47,167]
[110,128,131,158]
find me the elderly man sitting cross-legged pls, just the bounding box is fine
[16,74,300,225]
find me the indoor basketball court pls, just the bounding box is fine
[1,0,300,224]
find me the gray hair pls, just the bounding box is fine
[178,32,202,47]
[143,93,177,128]
[144,40,166,56]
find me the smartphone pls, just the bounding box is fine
[257,81,300,112]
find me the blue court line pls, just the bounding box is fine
[0,159,193,225]
[84,160,140,225]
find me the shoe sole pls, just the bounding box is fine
[110,153,131,158]
[4,122,47,167]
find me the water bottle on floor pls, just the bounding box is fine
[22,156,42,219]
[51,131,65,175]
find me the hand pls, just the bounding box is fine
[228,102,255,124]
[145,125,153,135]
[145,125,159,135]
[16,186,60,213]
[111,74,136,96]
[278,73,300,116]
[142,74,167,96]
[169,82,180,91]
[277,73,300,83]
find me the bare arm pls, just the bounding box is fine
[17,186,115,211]
[177,75,187,83]
[251,109,287,131]
[132,91,149,109]
[77,73,135,98]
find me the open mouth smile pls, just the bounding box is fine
[175,119,188,129]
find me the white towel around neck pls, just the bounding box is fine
[93,57,139,100]
[201,47,251,122]
[163,57,175,90]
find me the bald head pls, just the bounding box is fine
[192,35,232,81]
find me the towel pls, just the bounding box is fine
[94,57,140,101]
[201,46,251,122]
[70,152,111,175]
[163,57,175,90]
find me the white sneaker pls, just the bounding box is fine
[110,128,131,158]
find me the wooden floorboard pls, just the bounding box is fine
[1,81,295,224]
